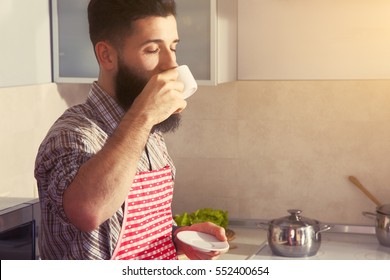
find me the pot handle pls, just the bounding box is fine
[318,224,332,233]
[315,224,332,239]
[362,211,376,220]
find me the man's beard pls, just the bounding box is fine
[115,61,181,134]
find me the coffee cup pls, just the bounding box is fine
[176,65,198,99]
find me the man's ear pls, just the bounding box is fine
[95,41,117,71]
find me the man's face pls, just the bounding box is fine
[115,59,181,133]
[114,15,181,133]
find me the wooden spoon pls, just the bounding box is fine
[348,176,382,207]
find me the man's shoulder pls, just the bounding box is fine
[60,103,96,127]
[46,104,94,135]
[39,103,106,150]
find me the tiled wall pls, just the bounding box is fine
[166,80,390,225]
[1,80,389,225]
[0,83,89,197]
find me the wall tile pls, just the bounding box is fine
[1,80,390,225]
[0,83,88,198]
[169,80,390,225]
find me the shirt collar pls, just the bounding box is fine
[88,82,125,134]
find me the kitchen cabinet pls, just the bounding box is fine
[51,0,237,85]
[238,0,390,80]
[175,0,237,85]
[51,0,98,83]
[0,0,51,88]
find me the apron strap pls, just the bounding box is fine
[145,146,153,171]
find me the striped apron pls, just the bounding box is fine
[111,165,177,260]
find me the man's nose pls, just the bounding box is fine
[160,48,178,70]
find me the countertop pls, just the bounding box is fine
[218,222,389,260]
[177,226,267,260]
[178,220,386,260]
[218,227,267,260]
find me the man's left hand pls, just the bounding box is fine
[173,222,228,260]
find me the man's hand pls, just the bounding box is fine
[173,222,228,260]
[128,68,187,128]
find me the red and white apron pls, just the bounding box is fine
[111,165,177,260]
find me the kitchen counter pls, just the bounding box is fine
[218,226,267,260]
[179,219,390,260]
[220,221,390,260]
[177,222,267,260]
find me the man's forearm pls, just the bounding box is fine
[63,113,153,232]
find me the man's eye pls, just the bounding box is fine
[171,48,177,53]
[146,49,159,54]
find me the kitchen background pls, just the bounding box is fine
[1,0,390,225]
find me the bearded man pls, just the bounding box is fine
[34,0,226,260]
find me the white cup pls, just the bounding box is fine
[177,65,198,99]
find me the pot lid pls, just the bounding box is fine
[271,209,319,228]
[377,204,390,215]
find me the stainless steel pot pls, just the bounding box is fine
[259,209,332,257]
[363,204,390,247]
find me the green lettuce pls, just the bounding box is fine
[174,208,228,229]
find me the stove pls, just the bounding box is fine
[0,197,37,211]
[248,224,390,260]
[0,197,40,259]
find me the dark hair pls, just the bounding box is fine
[88,0,177,49]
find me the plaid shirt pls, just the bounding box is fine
[34,82,175,259]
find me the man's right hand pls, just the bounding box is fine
[127,68,187,129]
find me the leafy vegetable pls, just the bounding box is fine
[174,208,228,229]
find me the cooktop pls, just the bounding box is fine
[0,197,38,213]
[249,231,390,260]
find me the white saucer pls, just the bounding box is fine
[176,231,229,252]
